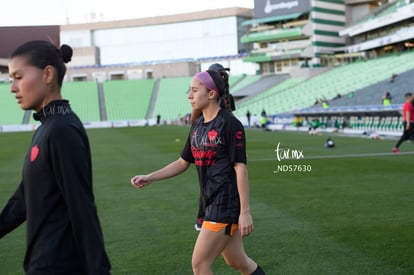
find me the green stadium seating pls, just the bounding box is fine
[235,51,414,119]
[234,77,305,117]
[152,77,192,122]
[0,83,25,125]
[103,79,154,121]
[231,75,261,95]
[3,49,414,132]
[27,81,100,124]
[62,81,100,122]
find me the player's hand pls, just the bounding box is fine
[130,175,151,188]
[238,212,254,237]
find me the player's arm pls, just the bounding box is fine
[131,157,190,188]
[234,162,253,237]
[0,182,27,238]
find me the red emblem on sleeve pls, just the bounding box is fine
[236,131,243,140]
[30,145,39,162]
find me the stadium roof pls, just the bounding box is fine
[241,12,303,26]
[340,0,414,37]
[61,7,252,31]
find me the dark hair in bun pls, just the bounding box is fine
[11,40,73,87]
[59,44,73,64]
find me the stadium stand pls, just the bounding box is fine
[103,79,154,121]
[328,66,414,107]
[151,77,193,122]
[27,81,101,124]
[231,75,262,95]
[0,83,25,125]
[234,50,414,119]
[63,81,100,122]
[232,74,290,98]
[228,74,246,89]
[234,77,306,118]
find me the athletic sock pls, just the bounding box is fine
[251,265,265,275]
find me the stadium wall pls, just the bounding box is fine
[311,0,346,59]
[60,8,252,64]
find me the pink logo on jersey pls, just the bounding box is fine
[30,145,39,162]
[236,130,243,140]
[208,130,218,141]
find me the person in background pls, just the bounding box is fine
[246,110,252,128]
[131,70,265,275]
[260,114,267,128]
[156,114,161,125]
[390,73,397,83]
[393,92,414,153]
[260,108,267,117]
[382,91,392,106]
[322,98,329,109]
[0,40,111,274]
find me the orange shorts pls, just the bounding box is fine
[202,221,238,236]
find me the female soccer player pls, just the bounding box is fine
[131,70,265,274]
[191,63,235,231]
[0,40,111,274]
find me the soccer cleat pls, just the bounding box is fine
[392,147,400,153]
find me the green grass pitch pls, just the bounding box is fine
[1,126,413,274]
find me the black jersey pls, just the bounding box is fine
[0,100,111,274]
[181,109,246,224]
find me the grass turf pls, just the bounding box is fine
[0,126,413,274]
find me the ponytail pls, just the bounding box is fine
[218,71,235,112]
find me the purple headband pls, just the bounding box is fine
[194,71,220,96]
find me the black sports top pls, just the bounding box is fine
[181,109,246,224]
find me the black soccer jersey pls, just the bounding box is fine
[0,100,110,274]
[181,109,246,224]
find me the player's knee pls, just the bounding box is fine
[192,257,208,275]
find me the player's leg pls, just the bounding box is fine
[191,227,230,275]
[221,231,265,275]
[394,122,408,151]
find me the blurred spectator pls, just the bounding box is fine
[156,114,161,125]
[333,93,342,100]
[322,98,329,109]
[257,113,271,131]
[293,116,303,127]
[393,92,414,153]
[246,110,251,127]
[382,91,392,106]
[390,73,397,83]
[309,118,321,135]
[252,114,258,127]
